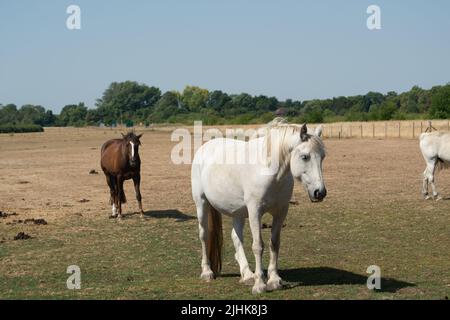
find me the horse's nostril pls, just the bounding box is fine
[314,189,320,199]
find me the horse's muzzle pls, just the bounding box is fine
[311,188,327,202]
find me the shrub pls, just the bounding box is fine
[0,124,44,133]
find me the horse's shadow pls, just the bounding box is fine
[278,267,414,293]
[222,267,414,293]
[120,209,195,222]
[143,209,195,222]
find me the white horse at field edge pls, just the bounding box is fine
[191,123,327,294]
[420,131,450,200]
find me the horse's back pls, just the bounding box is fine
[101,139,121,154]
[101,139,124,173]
[420,132,450,162]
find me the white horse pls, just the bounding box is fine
[420,131,450,200]
[191,123,327,294]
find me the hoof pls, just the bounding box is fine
[252,283,266,295]
[425,195,432,200]
[266,277,283,291]
[200,270,215,282]
[239,275,255,286]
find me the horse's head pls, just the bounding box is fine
[290,124,327,202]
[122,132,143,168]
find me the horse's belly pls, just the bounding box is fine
[202,164,246,216]
[207,195,247,217]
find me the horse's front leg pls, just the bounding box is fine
[231,216,254,285]
[248,204,266,294]
[267,205,288,291]
[132,174,144,218]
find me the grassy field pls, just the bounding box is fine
[0,126,449,299]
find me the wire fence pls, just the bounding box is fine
[320,120,450,139]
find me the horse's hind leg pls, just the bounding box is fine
[195,198,215,281]
[422,168,429,199]
[106,174,117,218]
[231,216,254,285]
[423,160,439,200]
[132,174,144,218]
[116,176,125,219]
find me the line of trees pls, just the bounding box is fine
[1,81,450,129]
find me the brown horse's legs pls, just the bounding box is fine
[105,174,117,217]
[133,174,144,217]
[116,176,125,219]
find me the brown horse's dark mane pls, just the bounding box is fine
[122,131,142,145]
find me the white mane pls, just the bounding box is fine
[259,124,325,179]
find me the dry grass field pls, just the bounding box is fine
[0,126,449,299]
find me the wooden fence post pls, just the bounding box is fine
[398,122,401,138]
[372,123,375,138]
[412,122,415,138]
[360,125,363,138]
[385,122,387,138]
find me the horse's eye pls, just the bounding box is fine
[301,155,310,161]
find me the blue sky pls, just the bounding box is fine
[1,0,450,113]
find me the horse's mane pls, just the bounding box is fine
[260,123,325,178]
[123,131,138,140]
[121,130,142,145]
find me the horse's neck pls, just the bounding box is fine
[120,140,128,160]
[253,134,295,182]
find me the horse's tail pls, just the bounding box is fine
[120,188,127,204]
[207,206,223,277]
[436,158,450,171]
[113,177,127,204]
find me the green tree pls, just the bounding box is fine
[0,104,18,124]
[18,105,47,125]
[150,91,184,122]
[181,86,209,112]
[429,85,450,119]
[96,81,161,124]
[207,90,231,114]
[59,103,88,126]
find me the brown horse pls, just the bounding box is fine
[101,131,144,219]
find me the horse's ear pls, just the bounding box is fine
[121,133,126,138]
[315,125,323,137]
[137,133,143,139]
[300,123,308,142]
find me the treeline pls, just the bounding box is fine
[1,81,450,129]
